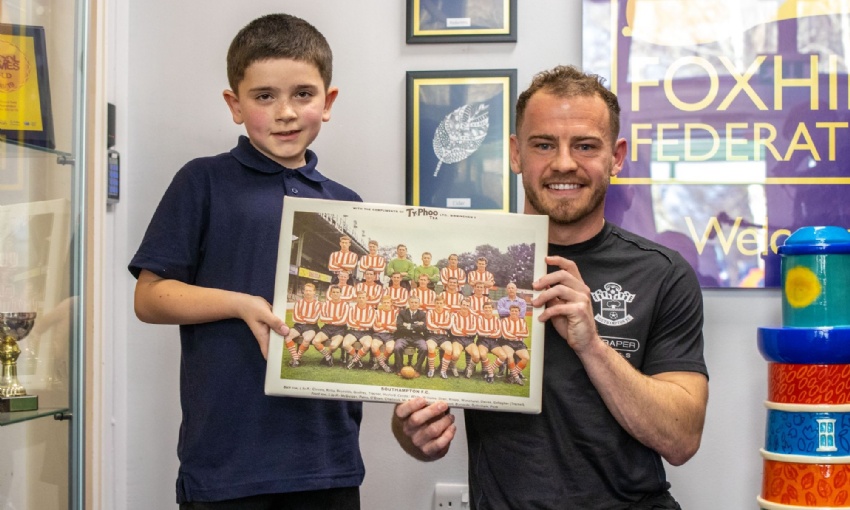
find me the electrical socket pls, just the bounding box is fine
[434,483,469,510]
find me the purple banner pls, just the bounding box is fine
[583,0,850,287]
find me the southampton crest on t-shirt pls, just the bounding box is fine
[591,282,635,326]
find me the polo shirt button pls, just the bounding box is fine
[291,188,299,194]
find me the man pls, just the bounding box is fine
[392,296,427,373]
[467,282,491,315]
[358,240,386,283]
[499,305,530,386]
[283,282,321,367]
[370,295,398,373]
[440,276,463,312]
[424,294,453,378]
[392,65,708,509]
[466,256,495,296]
[496,282,527,318]
[341,291,376,370]
[336,270,357,303]
[328,235,358,281]
[409,273,437,311]
[311,285,349,367]
[439,254,466,288]
[385,244,416,289]
[355,269,384,307]
[384,272,410,310]
[412,252,440,289]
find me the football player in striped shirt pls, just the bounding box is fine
[439,253,466,288]
[450,297,481,379]
[355,269,384,307]
[358,239,386,283]
[328,235,358,280]
[467,256,496,296]
[342,290,376,369]
[284,283,322,367]
[500,304,530,385]
[424,294,453,378]
[336,270,357,303]
[410,273,437,310]
[384,272,409,310]
[370,294,398,373]
[475,301,503,383]
[440,276,463,311]
[468,282,491,315]
[311,285,349,366]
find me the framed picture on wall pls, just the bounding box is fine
[0,24,55,150]
[406,69,517,212]
[406,0,517,44]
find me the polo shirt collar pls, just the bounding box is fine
[230,135,328,183]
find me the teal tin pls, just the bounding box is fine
[779,226,850,328]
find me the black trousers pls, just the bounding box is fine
[179,487,360,510]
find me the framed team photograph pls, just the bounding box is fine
[0,24,55,150]
[406,69,517,212]
[406,0,517,43]
[264,197,547,413]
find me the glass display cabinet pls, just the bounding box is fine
[0,0,88,508]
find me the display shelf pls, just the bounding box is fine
[0,406,69,426]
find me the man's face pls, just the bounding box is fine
[473,283,485,296]
[422,254,432,266]
[364,270,375,282]
[303,286,315,300]
[483,303,494,317]
[379,296,392,310]
[369,243,378,254]
[510,307,520,319]
[329,288,341,301]
[391,273,402,286]
[434,297,445,310]
[448,255,458,268]
[339,238,350,251]
[507,283,517,298]
[397,246,407,258]
[338,272,349,284]
[510,91,625,228]
[418,275,430,288]
[447,278,458,292]
[460,300,471,314]
[408,297,420,311]
[477,260,486,271]
[356,293,367,306]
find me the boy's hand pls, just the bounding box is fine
[235,294,289,359]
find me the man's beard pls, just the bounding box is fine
[524,179,608,225]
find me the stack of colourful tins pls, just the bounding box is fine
[757,226,850,509]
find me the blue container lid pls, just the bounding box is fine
[779,226,850,255]
[757,326,850,364]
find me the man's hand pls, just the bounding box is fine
[531,255,598,354]
[392,398,456,461]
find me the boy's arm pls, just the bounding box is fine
[134,269,288,358]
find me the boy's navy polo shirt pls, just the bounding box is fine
[129,136,365,503]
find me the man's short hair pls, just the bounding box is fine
[477,257,487,264]
[422,251,431,257]
[226,13,333,92]
[303,282,316,291]
[339,235,351,242]
[368,240,378,246]
[515,65,620,145]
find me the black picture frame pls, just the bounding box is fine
[0,24,55,150]
[406,69,517,212]
[406,0,517,44]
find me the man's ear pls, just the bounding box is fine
[509,134,521,175]
[611,138,627,178]
[223,89,244,125]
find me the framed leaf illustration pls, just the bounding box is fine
[406,69,517,212]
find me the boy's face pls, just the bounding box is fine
[223,58,338,169]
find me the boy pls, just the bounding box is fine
[284,282,321,367]
[129,14,364,507]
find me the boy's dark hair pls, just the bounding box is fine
[515,65,620,144]
[226,13,333,92]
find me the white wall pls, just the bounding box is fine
[113,1,781,509]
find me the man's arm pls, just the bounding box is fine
[532,256,708,466]
[392,398,456,461]
[134,269,288,359]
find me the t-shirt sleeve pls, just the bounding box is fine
[641,254,708,379]
[128,163,207,283]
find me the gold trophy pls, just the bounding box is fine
[0,312,38,412]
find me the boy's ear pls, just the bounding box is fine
[322,87,339,122]
[223,89,244,125]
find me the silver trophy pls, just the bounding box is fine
[0,312,38,412]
